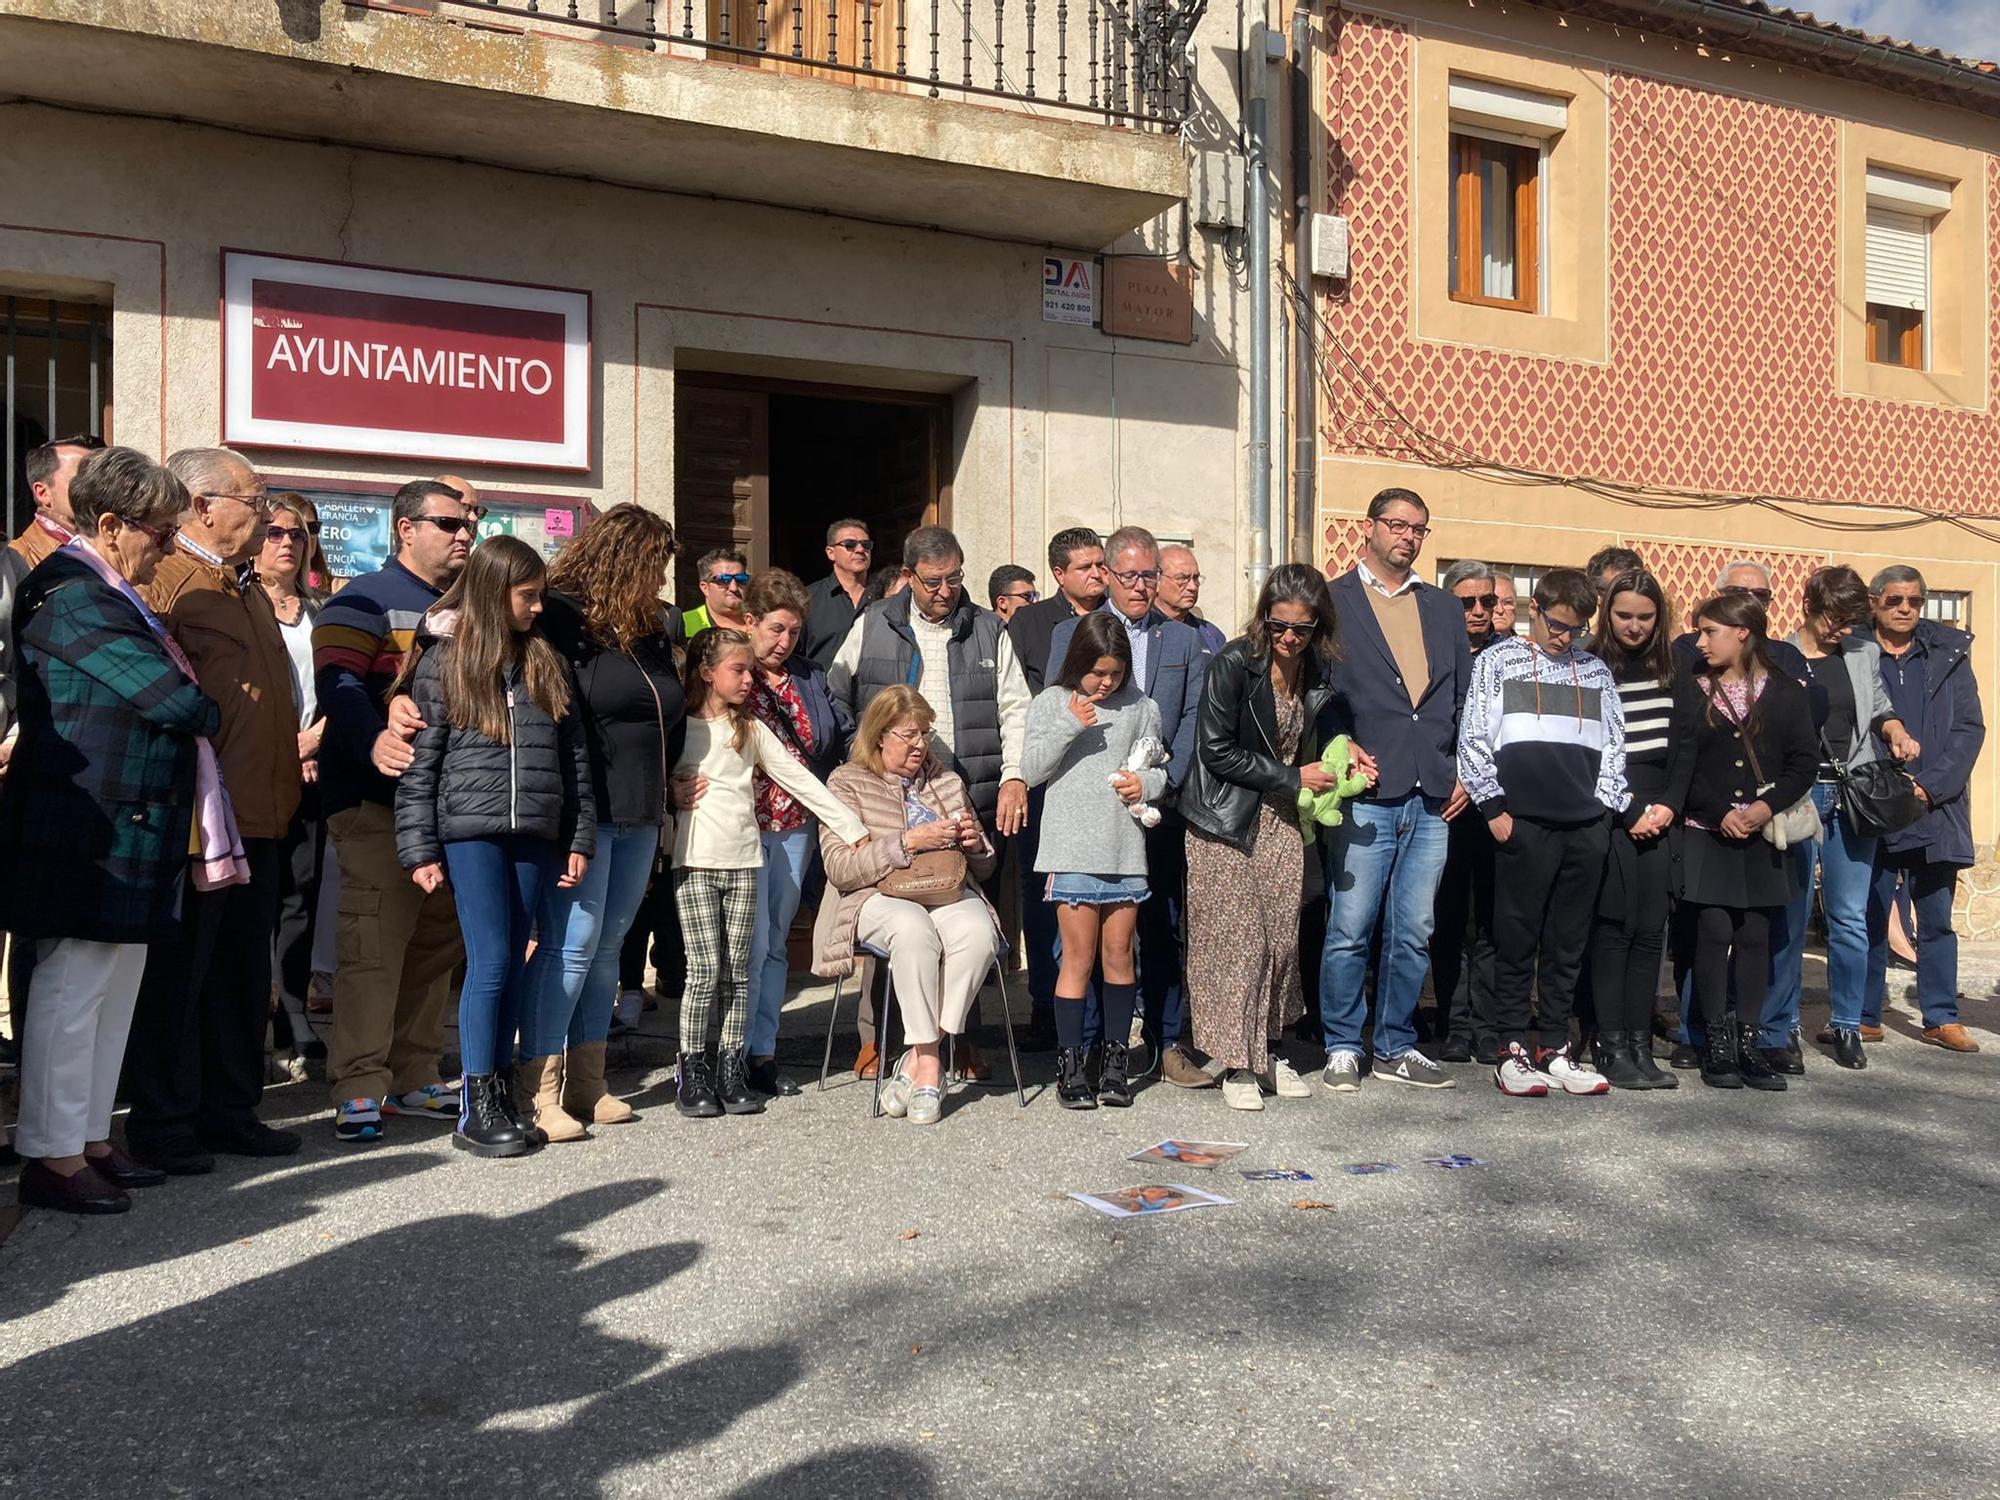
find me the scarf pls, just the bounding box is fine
[64,538,251,891]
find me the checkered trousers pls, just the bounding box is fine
[673,866,760,1053]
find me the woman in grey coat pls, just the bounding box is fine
[1022,611,1165,1109]
[1771,566,1919,1070]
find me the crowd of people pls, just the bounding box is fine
[0,440,1985,1212]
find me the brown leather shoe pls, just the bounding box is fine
[953,1040,993,1082]
[1860,1024,1886,1043]
[853,1043,880,1081]
[1160,1044,1218,1088]
[1922,1023,1981,1053]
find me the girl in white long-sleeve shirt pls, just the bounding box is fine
[672,628,866,1119]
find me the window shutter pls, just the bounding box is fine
[1865,207,1929,312]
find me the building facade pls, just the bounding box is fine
[1311,0,2000,845]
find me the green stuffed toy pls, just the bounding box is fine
[1297,734,1368,837]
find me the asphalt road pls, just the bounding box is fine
[3,983,1997,1499]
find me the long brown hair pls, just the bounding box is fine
[681,627,756,753]
[417,535,571,743]
[545,503,678,649]
[1591,568,1677,684]
[1690,591,1775,738]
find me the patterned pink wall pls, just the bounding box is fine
[1317,10,2000,519]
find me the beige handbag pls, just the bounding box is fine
[878,848,969,907]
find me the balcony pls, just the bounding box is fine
[0,0,1194,245]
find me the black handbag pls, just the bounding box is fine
[1823,730,1925,840]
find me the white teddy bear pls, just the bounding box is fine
[1112,735,1168,829]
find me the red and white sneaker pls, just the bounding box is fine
[1538,1044,1611,1096]
[1494,1042,1550,1097]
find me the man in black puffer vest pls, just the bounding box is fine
[828,525,1031,1076]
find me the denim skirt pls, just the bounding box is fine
[1045,872,1151,906]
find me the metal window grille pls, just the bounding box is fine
[4,296,112,539]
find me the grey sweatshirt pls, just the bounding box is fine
[1022,682,1167,877]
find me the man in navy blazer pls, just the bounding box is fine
[1317,488,1473,1093]
[1051,525,1213,1084]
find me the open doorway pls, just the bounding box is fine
[673,373,948,603]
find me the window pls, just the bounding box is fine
[4,294,112,539]
[1922,590,1970,629]
[1864,167,1951,371]
[1445,78,1565,315]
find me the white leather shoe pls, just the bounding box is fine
[1220,1070,1265,1111]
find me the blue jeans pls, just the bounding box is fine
[746,826,814,1056]
[443,836,557,1077]
[1318,794,1449,1059]
[1135,814,1189,1050]
[1764,783,1879,1039]
[519,823,660,1057]
[1866,855,1962,1027]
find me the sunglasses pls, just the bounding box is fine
[414,514,474,536]
[1720,585,1774,604]
[1541,615,1583,639]
[1878,593,1924,610]
[1264,617,1317,638]
[265,524,308,545]
[125,516,177,546]
[708,572,752,588]
[307,520,322,535]
[1457,593,1499,612]
[834,538,874,553]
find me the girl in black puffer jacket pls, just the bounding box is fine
[395,536,596,1158]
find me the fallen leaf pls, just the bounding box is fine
[1292,1200,1336,1211]
[898,1229,920,1241]
[911,1343,922,1356]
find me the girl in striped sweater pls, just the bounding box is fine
[1585,569,1681,1089]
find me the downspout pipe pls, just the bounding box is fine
[1246,50,1273,598]
[1289,5,1316,569]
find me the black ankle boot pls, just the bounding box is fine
[1830,1027,1868,1070]
[675,1052,723,1118]
[1097,1040,1132,1107]
[716,1045,766,1115]
[1592,1030,1648,1089]
[453,1074,532,1157]
[1700,1022,1742,1089]
[1736,1024,1787,1091]
[1627,1032,1679,1089]
[1055,1046,1097,1109]
[493,1073,547,1147]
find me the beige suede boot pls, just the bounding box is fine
[562,1041,636,1125]
[517,1055,587,1142]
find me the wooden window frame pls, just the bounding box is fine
[1449,132,1540,315]
[1865,302,1925,369]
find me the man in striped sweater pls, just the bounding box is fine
[1457,568,1637,1098]
[312,479,472,1144]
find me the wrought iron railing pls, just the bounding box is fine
[405,0,1202,125]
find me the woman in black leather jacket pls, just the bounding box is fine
[1179,564,1373,1111]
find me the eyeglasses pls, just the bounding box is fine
[1376,518,1431,539]
[1720,585,1774,605]
[914,571,965,591]
[707,573,752,588]
[1457,593,1499,612]
[1002,589,1040,605]
[1878,593,1924,610]
[125,516,177,546]
[1162,571,1203,586]
[1109,568,1160,587]
[414,514,474,537]
[1540,615,1583,639]
[1264,617,1317,638]
[264,525,308,545]
[884,726,928,746]
[204,489,271,516]
[834,538,874,553]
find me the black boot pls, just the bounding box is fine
[1628,1031,1679,1090]
[745,1056,801,1097]
[1097,1040,1132,1107]
[1699,1022,1742,1089]
[1736,1023,1787,1092]
[1592,1030,1648,1089]
[675,1052,723,1118]
[1830,1027,1868,1070]
[453,1074,532,1157]
[1055,1046,1097,1109]
[716,1045,766,1114]
[495,1072,548,1147]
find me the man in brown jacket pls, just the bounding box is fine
[124,447,305,1171]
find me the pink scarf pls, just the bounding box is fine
[65,539,250,891]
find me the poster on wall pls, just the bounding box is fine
[275,481,590,582]
[221,251,591,470]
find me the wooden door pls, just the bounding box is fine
[708,0,897,85]
[673,383,769,606]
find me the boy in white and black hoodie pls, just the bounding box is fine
[1457,568,1637,1097]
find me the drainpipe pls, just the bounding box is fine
[1246,25,1276,597]
[1289,4,1316,570]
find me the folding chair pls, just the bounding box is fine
[819,940,1027,1114]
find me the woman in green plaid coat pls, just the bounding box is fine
[0,447,219,1216]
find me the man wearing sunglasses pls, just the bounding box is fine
[682,547,751,638]
[120,448,303,1169]
[1864,565,1985,1054]
[805,519,875,669]
[311,478,472,1145]
[1319,489,1473,1094]
[987,564,1039,624]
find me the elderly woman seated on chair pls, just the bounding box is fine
[812,684,1002,1125]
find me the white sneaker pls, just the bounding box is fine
[1261,1056,1312,1098]
[1221,1070,1265,1111]
[1541,1044,1611,1096]
[1321,1050,1363,1092]
[1494,1042,1550,1097]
